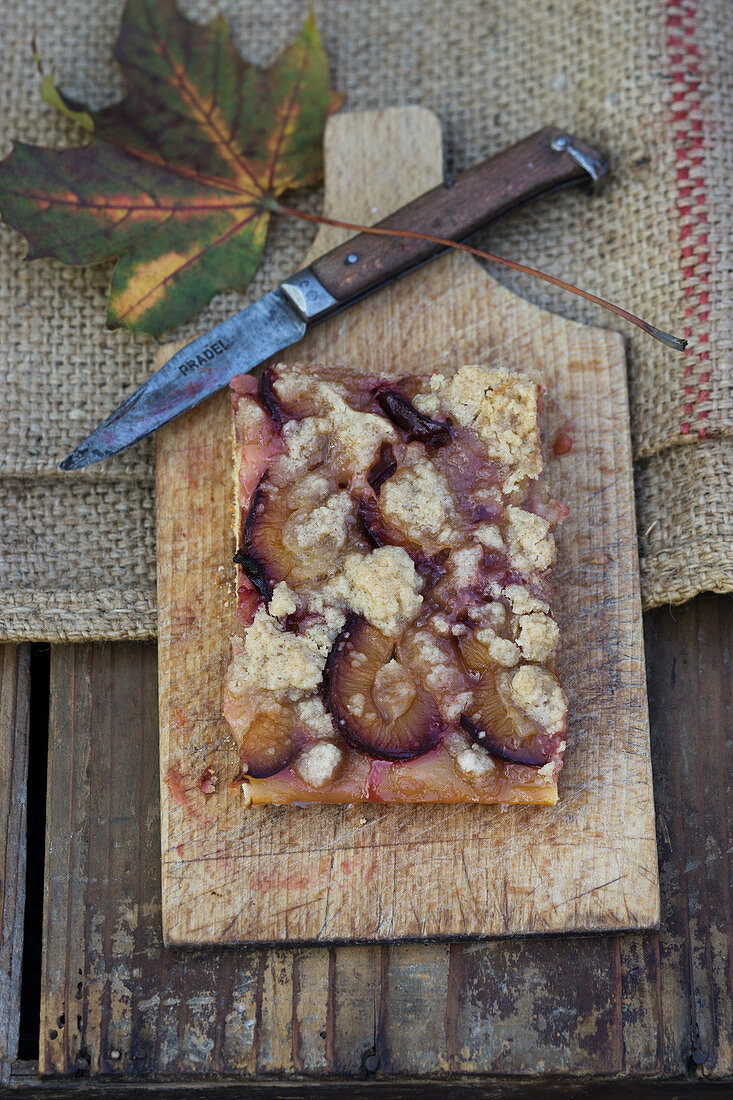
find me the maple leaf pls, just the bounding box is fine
[0,1,341,336]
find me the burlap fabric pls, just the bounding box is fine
[1,0,731,641]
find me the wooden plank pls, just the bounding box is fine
[8,1078,733,1098]
[156,105,658,944]
[331,946,383,1075]
[291,948,331,1073]
[643,597,733,1079]
[380,945,451,1074]
[618,933,664,1073]
[0,644,30,1085]
[444,936,623,1075]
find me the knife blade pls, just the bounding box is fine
[60,127,606,470]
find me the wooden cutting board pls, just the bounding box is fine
[155,106,659,946]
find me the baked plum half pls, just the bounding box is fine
[243,474,363,589]
[257,366,284,425]
[359,449,452,589]
[233,547,271,600]
[256,363,325,422]
[224,693,309,778]
[458,634,561,766]
[324,615,445,760]
[357,496,448,590]
[242,477,292,586]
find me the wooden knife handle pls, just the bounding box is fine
[306,127,606,306]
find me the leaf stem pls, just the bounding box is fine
[273,202,687,351]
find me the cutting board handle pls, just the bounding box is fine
[306,126,605,307]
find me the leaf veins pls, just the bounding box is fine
[0,0,341,335]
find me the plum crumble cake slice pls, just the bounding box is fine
[224,362,569,805]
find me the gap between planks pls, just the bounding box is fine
[0,645,30,1084]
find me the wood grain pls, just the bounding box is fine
[41,643,156,1077]
[0,644,30,1084]
[37,597,733,1080]
[644,598,733,1076]
[155,105,659,944]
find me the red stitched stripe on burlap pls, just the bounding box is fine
[667,1,711,438]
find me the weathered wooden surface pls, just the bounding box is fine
[0,645,30,1084]
[37,597,733,1079]
[644,598,733,1076]
[6,1080,733,1099]
[8,1080,733,1098]
[155,105,658,944]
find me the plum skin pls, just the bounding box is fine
[257,365,284,424]
[233,547,271,599]
[323,615,445,762]
[373,387,451,447]
[367,441,398,494]
[460,712,555,767]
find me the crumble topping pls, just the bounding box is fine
[274,371,397,475]
[510,665,566,735]
[272,368,335,405]
[372,661,417,721]
[504,507,555,573]
[413,365,541,494]
[228,605,343,698]
[503,585,550,616]
[296,472,332,502]
[295,697,336,740]
[276,417,330,478]
[430,613,451,635]
[468,601,507,629]
[326,546,423,636]
[442,691,474,722]
[295,742,343,787]
[269,581,298,618]
[407,630,453,687]
[282,490,353,555]
[449,544,483,589]
[407,629,471,719]
[346,693,366,717]
[475,626,522,667]
[236,399,268,433]
[456,745,496,778]
[379,454,455,545]
[515,612,559,662]
[474,523,504,550]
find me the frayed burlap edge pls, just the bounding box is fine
[0,591,157,642]
[637,438,733,610]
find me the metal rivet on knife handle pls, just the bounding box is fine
[550,132,608,192]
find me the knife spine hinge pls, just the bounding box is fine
[279,269,339,322]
